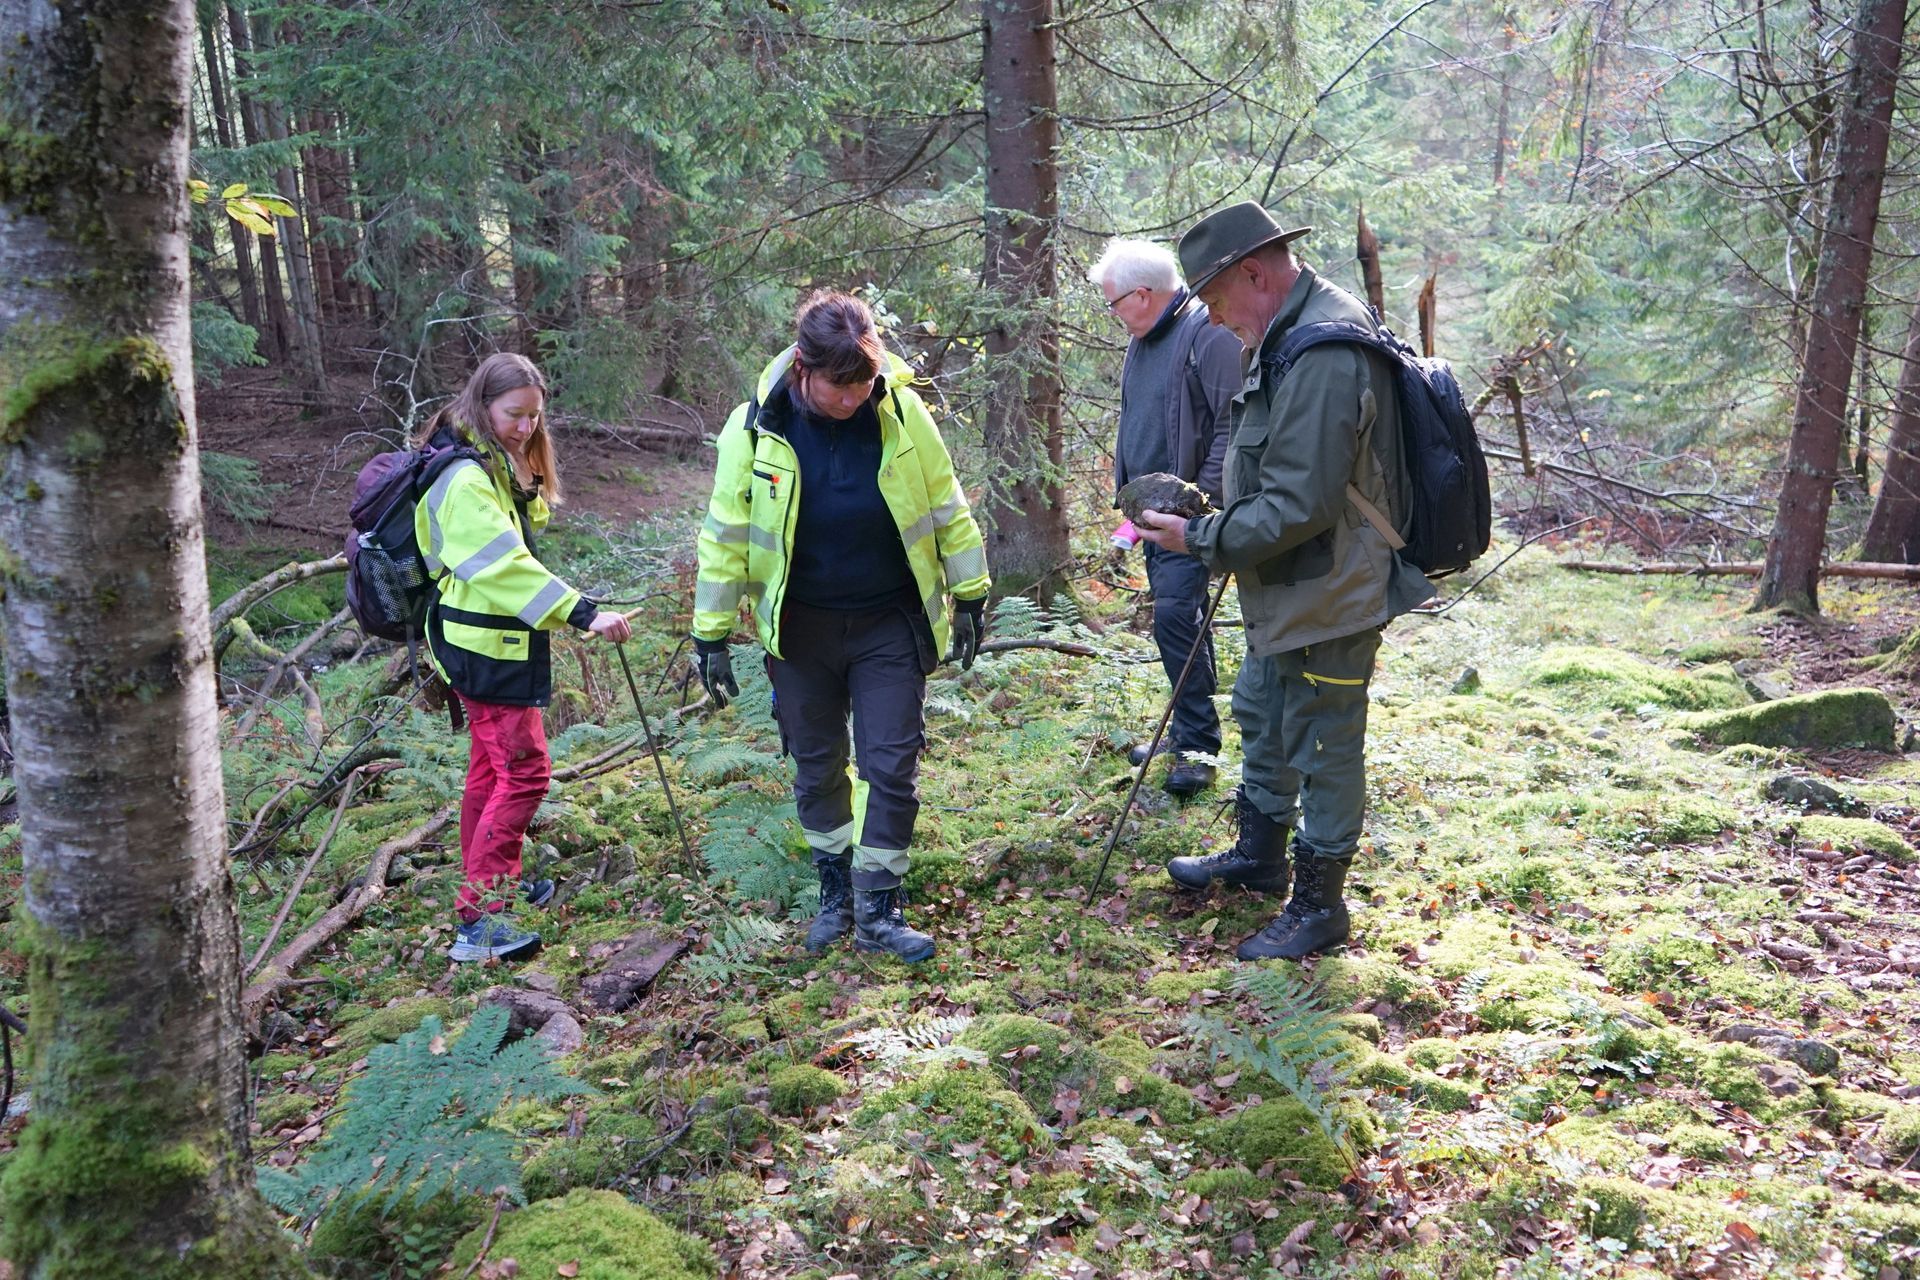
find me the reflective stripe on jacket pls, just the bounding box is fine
[693,347,991,659]
[415,429,584,706]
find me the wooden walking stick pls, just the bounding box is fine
[613,642,700,879]
[1089,573,1233,900]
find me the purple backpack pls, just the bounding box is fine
[344,441,481,643]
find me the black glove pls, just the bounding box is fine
[693,636,738,708]
[949,597,986,671]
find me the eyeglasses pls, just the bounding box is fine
[1105,287,1145,313]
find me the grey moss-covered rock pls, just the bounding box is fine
[1117,472,1213,523]
[1674,687,1897,752]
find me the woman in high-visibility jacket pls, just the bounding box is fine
[692,291,991,963]
[414,353,632,962]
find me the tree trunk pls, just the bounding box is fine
[1754,0,1905,614]
[310,111,359,323]
[248,13,326,390]
[224,0,290,364]
[1853,300,1873,482]
[1492,13,1513,188]
[198,13,261,333]
[978,0,1069,596]
[299,114,338,324]
[0,0,313,1272]
[1862,288,1920,562]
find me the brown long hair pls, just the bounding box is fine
[415,352,565,505]
[793,290,886,385]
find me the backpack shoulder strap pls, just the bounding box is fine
[743,397,761,447]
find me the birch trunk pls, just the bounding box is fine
[0,0,310,1270]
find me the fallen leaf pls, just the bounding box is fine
[556,1264,579,1278]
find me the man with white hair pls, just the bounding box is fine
[1090,238,1243,798]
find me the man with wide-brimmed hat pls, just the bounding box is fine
[1135,200,1435,960]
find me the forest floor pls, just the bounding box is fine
[7,425,1920,1280]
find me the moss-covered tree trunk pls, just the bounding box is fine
[0,0,311,1273]
[978,0,1070,597]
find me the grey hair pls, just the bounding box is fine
[1088,238,1181,294]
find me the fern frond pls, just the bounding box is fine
[258,1005,590,1220]
[682,914,788,985]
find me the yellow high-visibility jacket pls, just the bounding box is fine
[415,427,592,706]
[693,348,990,659]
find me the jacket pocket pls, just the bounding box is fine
[1226,418,1268,505]
[1255,528,1335,585]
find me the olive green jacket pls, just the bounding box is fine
[1185,266,1435,655]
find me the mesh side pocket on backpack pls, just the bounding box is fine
[356,533,427,631]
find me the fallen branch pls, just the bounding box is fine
[242,804,455,1028]
[245,766,371,976]
[232,607,353,735]
[290,669,327,752]
[1558,560,1920,582]
[459,1192,511,1280]
[968,636,1099,660]
[211,554,348,634]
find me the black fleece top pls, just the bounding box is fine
[779,387,916,611]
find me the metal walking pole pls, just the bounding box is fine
[613,642,700,880]
[1088,572,1233,901]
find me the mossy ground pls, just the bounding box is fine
[4,523,1920,1278]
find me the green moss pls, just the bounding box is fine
[1526,647,1750,712]
[1424,914,1530,977]
[855,1063,1050,1159]
[1676,637,1766,664]
[1699,1045,1772,1109]
[1312,955,1447,1018]
[1211,1099,1364,1190]
[338,998,452,1051]
[1601,920,1719,992]
[1473,965,1597,1029]
[1792,816,1915,864]
[955,1013,1094,1105]
[1667,1123,1733,1161]
[522,1107,657,1201]
[1675,688,1898,752]
[253,1092,313,1133]
[1405,1038,1467,1072]
[1142,966,1231,1003]
[1182,1165,1269,1202]
[768,1064,845,1117]
[683,1171,759,1214]
[1337,1012,1384,1044]
[445,1189,714,1279]
[1544,1116,1640,1173]
[1880,1104,1920,1157]
[0,330,181,448]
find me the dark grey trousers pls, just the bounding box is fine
[1233,626,1381,862]
[767,598,931,876]
[1144,543,1222,756]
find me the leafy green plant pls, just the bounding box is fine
[847,1013,979,1076]
[257,1005,590,1222]
[1185,965,1367,1157]
[190,303,265,385]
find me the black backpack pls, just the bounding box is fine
[344,440,482,646]
[1264,318,1491,577]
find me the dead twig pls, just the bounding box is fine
[241,805,456,1029]
[459,1191,512,1280]
[245,766,371,976]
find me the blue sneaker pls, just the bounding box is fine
[521,878,555,908]
[449,916,542,963]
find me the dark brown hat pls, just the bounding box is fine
[1178,201,1312,294]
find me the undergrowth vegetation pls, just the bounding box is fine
[3,509,1920,1278]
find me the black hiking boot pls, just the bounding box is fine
[1127,739,1167,767]
[1235,855,1351,960]
[851,869,935,963]
[1166,790,1291,893]
[805,856,854,953]
[1164,755,1217,798]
